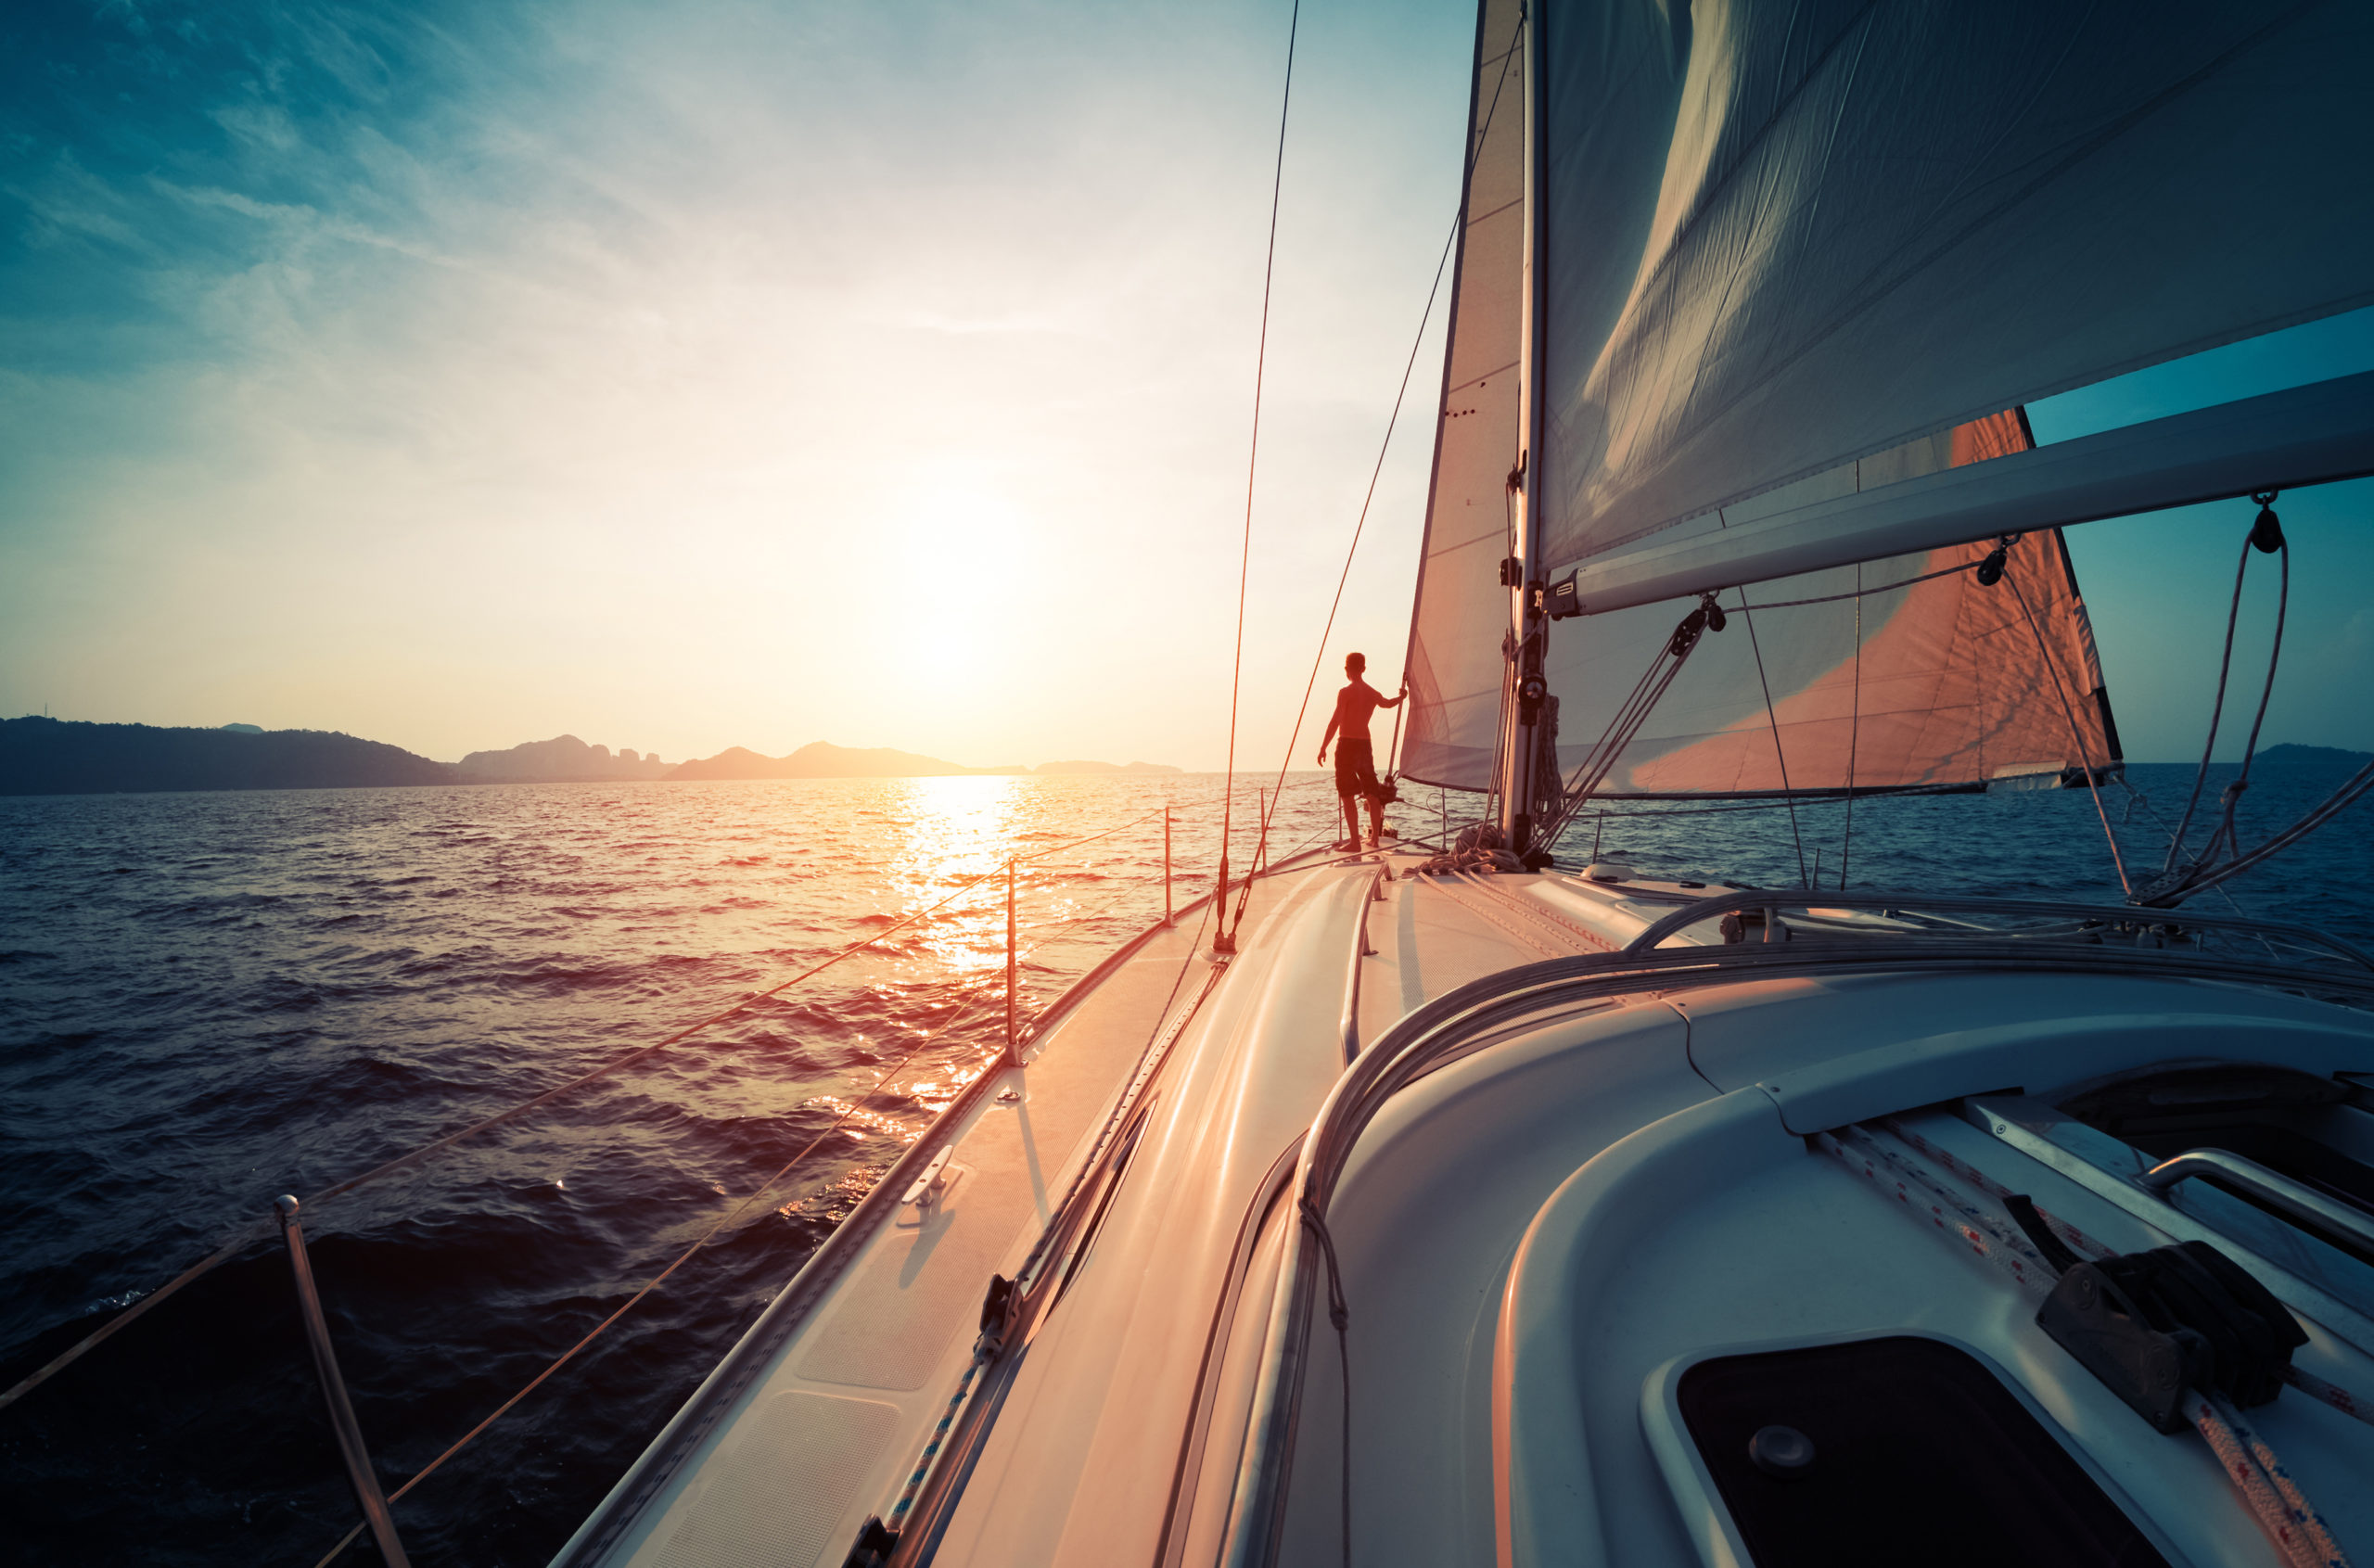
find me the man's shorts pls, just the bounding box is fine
[1334,738,1382,801]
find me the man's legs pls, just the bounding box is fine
[1367,790,1388,843]
[1339,788,1361,848]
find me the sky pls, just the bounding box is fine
[3,0,2369,771]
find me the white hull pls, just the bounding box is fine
[555,852,2374,1568]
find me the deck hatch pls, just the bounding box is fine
[1674,1335,2166,1568]
[2061,1065,2374,1262]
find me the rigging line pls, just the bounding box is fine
[1239,174,1462,927]
[1537,617,1705,848]
[304,875,998,1212]
[3,803,1169,1415]
[306,1006,987,1568]
[2155,759,2374,903]
[0,1226,264,1416]
[1583,793,1876,819]
[2002,563,2134,899]
[1215,0,1303,944]
[1735,557,1976,611]
[2208,534,2288,867]
[2164,528,2256,873]
[1734,587,1810,889]
[0,863,1004,1416]
[1246,3,1525,907]
[1841,563,1862,890]
[2117,781,2280,957]
[1010,805,1173,865]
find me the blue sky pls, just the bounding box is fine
[3,1,2368,768]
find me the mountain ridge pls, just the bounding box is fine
[0,718,1177,794]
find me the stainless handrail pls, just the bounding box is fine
[2139,1148,2374,1257]
[1621,887,2374,969]
[1340,869,1384,1063]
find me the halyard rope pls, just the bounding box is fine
[2131,508,2374,907]
[2163,520,2270,875]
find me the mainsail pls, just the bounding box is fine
[1403,0,2373,801]
[1538,0,2374,607]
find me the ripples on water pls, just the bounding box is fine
[0,765,2365,1564]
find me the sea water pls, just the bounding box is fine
[1,764,2366,1565]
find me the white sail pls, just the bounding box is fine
[1538,0,2374,606]
[1549,529,2123,799]
[1400,0,1525,793]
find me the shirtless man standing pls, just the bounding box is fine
[1316,652,1406,850]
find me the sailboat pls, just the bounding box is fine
[551,4,2374,1565]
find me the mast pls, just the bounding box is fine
[1494,1,1549,853]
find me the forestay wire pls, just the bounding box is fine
[1235,4,1526,920]
[1216,0,1303,949]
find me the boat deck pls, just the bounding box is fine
[555,849,1499,1568]
[555,854,2374,1568]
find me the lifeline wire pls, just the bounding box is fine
[310,843,1226,1564]
[325,818,1353,1566]
[0,806,1177,1415]
[1216,0,1303,945]
[308,981,1008,1568]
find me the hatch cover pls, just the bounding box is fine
[1674,1335,2166,1568]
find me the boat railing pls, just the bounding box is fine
[1,785,1351,1567]
[1620,887,2374,973]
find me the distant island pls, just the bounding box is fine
[1034,759,1181,775]
[2250,744,2374,769]
[670,741,1027,780]
[0,717,1182,796]
[457,733,673,782]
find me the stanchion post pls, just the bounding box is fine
[1004,860,1018,1066]
[1163,808,1173,924]
[274,1196,412,1568]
